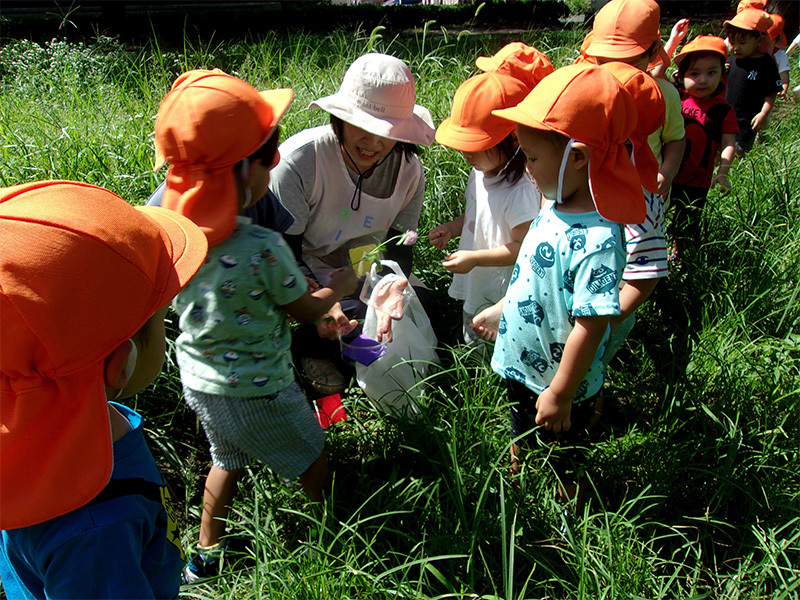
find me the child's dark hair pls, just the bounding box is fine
[329,115,419,162]
[672,51,727,96]
[492,132,527,185]
[725,25,762,43]
[247,125,281,166]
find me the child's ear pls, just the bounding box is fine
[570,142,590,170]
[104,339,137,399]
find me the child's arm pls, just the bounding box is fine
[535,315,610,433]
[752,93,777,132]
[442,220,532,273]
[652,19,690,79]
[428,214,464,250]
[711,133,736,191]
[283,267,358,324]
[470,298,505,341]
[658,138,686,197]
[612,280,659,331]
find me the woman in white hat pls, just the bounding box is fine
[269,53,436,396]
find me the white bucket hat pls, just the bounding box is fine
[311,53,435,146]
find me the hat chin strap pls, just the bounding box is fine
[556,138,576,204]
[341,145,392,211]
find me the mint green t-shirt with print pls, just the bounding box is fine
[173,217,307,397]
[491,203,625,403]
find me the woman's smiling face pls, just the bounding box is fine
[339,122,397,173]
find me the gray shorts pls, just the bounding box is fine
[184,382,324,479]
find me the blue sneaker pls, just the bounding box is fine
[182,541,226,584]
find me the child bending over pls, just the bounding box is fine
[155,70,357,582]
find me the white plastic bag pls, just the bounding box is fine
[355,260,438,416]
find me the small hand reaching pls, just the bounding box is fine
[316,302,358,340]
[470,300,503,341]
[442,250,477,274]
[428,224,452,250]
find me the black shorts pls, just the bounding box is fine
[506,378,598,484]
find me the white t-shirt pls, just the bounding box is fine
[448,169,540,314]
[774,49,790,75]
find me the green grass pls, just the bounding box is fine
[1,22,799,600]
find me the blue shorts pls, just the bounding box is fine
[184,382,324,479]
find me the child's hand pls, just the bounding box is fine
[535,388,572,433]
[751,110,769,132]
[428,224,452,250]
[442,250,477,274]
[671,19,689,44]
[328,267,358,296]
[711,173,731,192]
[470,301,503,341]
[316,311,358,340]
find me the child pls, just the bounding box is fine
[471,64,642,512]
[584,0,686,199]
[155,70,358,582]
[670,36,739,246]
[0,180,208,598]
[581,0,673,374]
[429,71,542,345]
[724,7,782,154]
[596,61,668,370]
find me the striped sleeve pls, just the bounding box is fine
[623,191,669,280]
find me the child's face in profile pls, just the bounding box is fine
[729,29,761,58]
[683,55,723,99]
[460,147,504,177]
[516,125,564,201]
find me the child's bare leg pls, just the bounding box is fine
[199,466,243,547]
[558,477,588,515]
[510,441,521,476]
[299,451,329,508]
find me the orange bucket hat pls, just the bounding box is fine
[599,61,664,195]
[435,72,531,152]
[574,32,597,65]
[724,7,773,33]
[155,69,293,246]
[493,64,644,224]
[736,0,766,12]
[475,42,555,91]
[586,0,669,66]
[673,35,729,66]
[0,180,207,530]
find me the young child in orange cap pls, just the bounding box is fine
[724,7,782,153]
[154,69,358,582]
[429,70,542,346]
[670,36,738,247]
[471,63,642,516]
[0,181,208,598]
[585,0,686,199]
[594,60,669,378]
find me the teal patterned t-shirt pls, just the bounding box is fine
[491,203,625,403]
[173,217,307,397]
